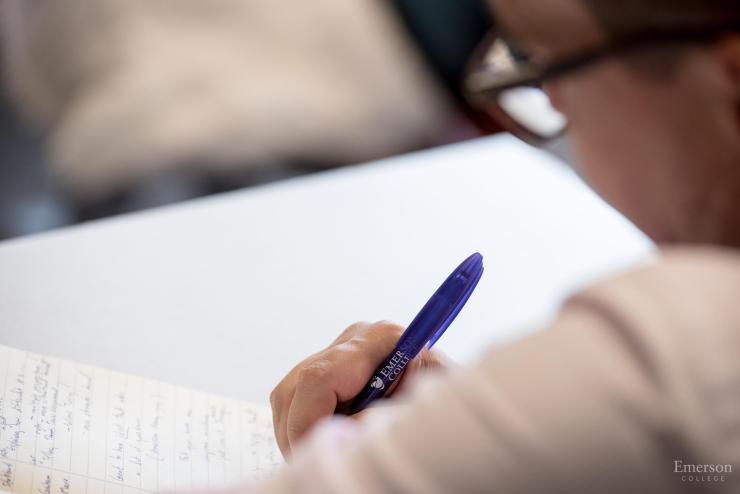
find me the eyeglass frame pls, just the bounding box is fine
[463,21,740,145]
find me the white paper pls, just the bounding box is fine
[0,345,282,494]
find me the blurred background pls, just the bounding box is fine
[0,0,501,240]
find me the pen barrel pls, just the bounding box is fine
[344,252,483,415]
[345,291,457,415]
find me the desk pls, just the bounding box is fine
[0,135,652,403]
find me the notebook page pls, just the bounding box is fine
[0,345,282,494]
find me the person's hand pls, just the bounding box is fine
[270,321,447,458]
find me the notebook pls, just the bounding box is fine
[0,344,283,494]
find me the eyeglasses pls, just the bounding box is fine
[463,22,740,145]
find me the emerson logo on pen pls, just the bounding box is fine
[368,352,410,391]
[346,253,484,414]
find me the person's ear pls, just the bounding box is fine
[717,34,740,80]
[714,34,740,128]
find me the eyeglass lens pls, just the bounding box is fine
[497,87,567,138]
[484,39,568,140]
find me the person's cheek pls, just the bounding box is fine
[556,81,618,194]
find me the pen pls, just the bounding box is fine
[345,252,484,415]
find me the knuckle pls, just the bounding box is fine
[367,320,404,339]
[327,342,379,373]
[336,321,371,341]
[269,372,293,408]
[269,387,280,409]
[270,389,287,425]
[347,321,371,332]
[338,322,404,359]
[333,339,363,355]
[296,359,332,385]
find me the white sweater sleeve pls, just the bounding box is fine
[250,248,740,494]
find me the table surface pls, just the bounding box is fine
[0,135,653,404]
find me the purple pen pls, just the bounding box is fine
[345,253,484,415]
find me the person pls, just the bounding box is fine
[268,0,740,492]
[0,0,489,223]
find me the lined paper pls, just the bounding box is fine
[0,345,282,494]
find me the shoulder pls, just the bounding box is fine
[569,246,740,333]
[565,246,740,358]
[567,246,740,450]
[561,247,740,465]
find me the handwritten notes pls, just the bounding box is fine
[0,345,282,494]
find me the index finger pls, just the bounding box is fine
[285,326,402,451]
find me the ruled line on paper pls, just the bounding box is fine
[0,345,282,494]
